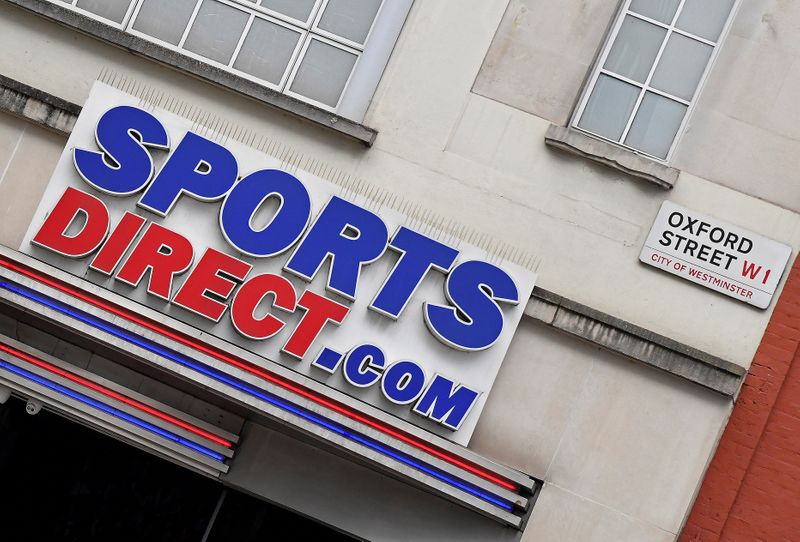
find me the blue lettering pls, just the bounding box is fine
[413,375,479,430]
[285,196,388,300]
[220,169,311,257]
[424,260,519,351]
[138,131,238,216]
[342,344,385,388]
[381,360,427,405]
[74,105,169,195]
[311,347,344,374]
[370,227,458,319]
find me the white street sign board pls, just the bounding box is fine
[640,201,792,309]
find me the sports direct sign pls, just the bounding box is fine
[21,83,536,444]
[640,201,791,309]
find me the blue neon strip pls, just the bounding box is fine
[0,358,225,461]
[0,280,514,511]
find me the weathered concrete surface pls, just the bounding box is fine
[0,74,78,134]
[527,286,745,397]
[545,124,680,189]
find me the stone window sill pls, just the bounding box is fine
[545,124,679,189]
[5,0,378,146]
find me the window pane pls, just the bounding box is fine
[289,39,358,107]
[76,0,132,23]
[651,34,712,100]
[604,16,667,83]
[629,0,680,24]
[317,0,382,45]
[261,0,317,23]
[676,0,735,42]
[577,74,640,141]
[184,0,249,65]
[133,0,198,45]
[625,92,687,158]
[233,18,301,84]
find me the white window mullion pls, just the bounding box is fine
[625,10,671,31]
[670,27,717,47]
[618,87,646,145]
[228,13,255,68]
[123,0,145,31]
[120,0,142,28]
[177,0,204,49]
[619,0,685,145]
[619,23,675,143]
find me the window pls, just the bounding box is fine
[573,0,737,160]
[51,0,410,122]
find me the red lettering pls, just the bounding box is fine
[116,223,194,300]
[230,273,297,340]
[282,290,349,359]
[32,187,109,258]
[173,248,252,322]
[89,212,147,275]
[741,260,762,280]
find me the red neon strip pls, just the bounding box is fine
[0,341,232,448]
[0,257,518,491]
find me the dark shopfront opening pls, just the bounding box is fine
[0,396,357,542]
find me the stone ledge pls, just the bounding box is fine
[545,124,679,189]
[0,74,79,135]
[526,287,746,397]
[3,0,378,146]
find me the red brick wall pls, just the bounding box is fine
[681,256,800,541]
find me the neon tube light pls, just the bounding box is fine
[0,257,519,492]
[0,278,515,511]
[0,358,225,461]
[0,342,231,448]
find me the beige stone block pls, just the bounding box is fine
[367,0,508,153]
[446,94,514,164]
[470,319,594,477]
[0,122,65,249]
[544,351,730,533]
[730,0,800,55]
[673,108,800,212]
[0,113,26,185]
[473,0,618,125]
[522,484,675,542]
[765,56,800,142]
[474,38,591,126]
[698,35,796,135]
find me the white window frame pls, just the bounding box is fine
[571,0,741,162]
[49,0,411,122]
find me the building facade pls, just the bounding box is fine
[0,0,798,540]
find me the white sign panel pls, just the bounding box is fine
[20,82,537,444]
[640,201,791,309]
